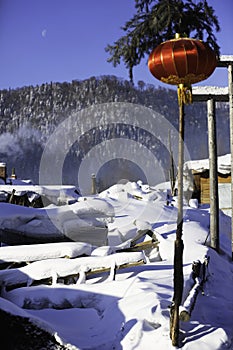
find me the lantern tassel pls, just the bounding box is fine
[177,84,192,106]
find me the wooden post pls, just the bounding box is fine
[168,130,176,195]
[228,64,233,260]
[170,95,184,347]
[193,81,230,255]
[91,173,97,195]
[207,98,219,252]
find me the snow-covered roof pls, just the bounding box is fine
[184,153,231,175]
[220,55,233,62]
[192,86,228,96]
[192,85,229,102]
[218,55,233,67]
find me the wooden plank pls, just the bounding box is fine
[218,176,231,183]
[198,174,231,204]
[116,240,159,253]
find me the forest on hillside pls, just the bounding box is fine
[0,76,229,190]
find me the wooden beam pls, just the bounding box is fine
[192,86,228,102]
[217,55,233,68]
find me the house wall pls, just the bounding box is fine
[218,183,231,210]
[0,163,7,182]
[193,171,231,205]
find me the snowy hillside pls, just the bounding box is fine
[0,77,229,184]
[0,180,233,349]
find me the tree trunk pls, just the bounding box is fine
[168,130,176,195]
[170,238,184,345]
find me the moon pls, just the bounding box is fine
[41,29,47,38]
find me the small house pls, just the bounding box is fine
[184,154,231,209]
[0,163,7,183]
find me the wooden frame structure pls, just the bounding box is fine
[192,55,233,259]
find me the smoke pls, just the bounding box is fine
[0,123,43,158]
[16,123,43,150]
[0,132,23,158]
[0,123,44,181]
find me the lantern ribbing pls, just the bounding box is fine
[148,36,217,105]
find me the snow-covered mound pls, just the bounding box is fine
[0,197,114,246]
[0,183,81,205]
[0,180,232,350]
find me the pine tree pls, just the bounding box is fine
[105,0,220,82]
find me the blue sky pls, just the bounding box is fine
[0,0,233,90]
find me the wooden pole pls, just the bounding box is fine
[91,173,97,195]
[207,98,219,252]
[170,93,184,347]
[168,130,176,195]
[228,64,233,260]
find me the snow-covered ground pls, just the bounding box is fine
[0,180,233,349]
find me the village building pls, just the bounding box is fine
[0,162,7,183]
[183,154,231,211]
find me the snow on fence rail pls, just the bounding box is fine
[0,251,147,289]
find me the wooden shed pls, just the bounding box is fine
[0,163,7,182]
[184,154,231,207]
[192,170,231,204]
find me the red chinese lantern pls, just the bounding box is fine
[148,35,217,104]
